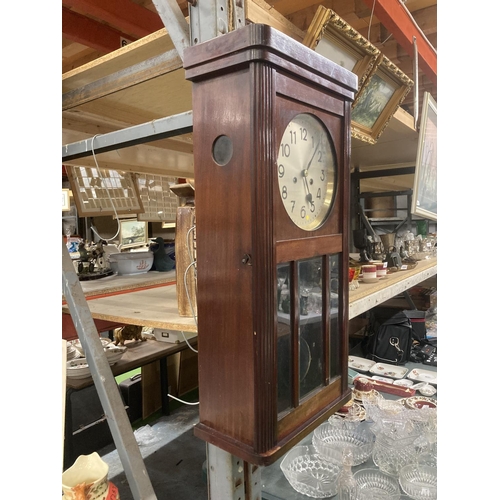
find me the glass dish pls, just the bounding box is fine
[280,445,341,498]
[354,468,400,497]
[399,464,437,500]
[312,422,375,466]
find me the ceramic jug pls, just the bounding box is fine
[62,452,120,500]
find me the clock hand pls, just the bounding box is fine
[302,171,313,205]
[306,138,321,171]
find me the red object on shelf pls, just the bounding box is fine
[62,313,125,341]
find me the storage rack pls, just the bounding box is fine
[62,2,437,499]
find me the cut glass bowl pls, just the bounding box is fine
[353,468,401,498]
[280,445,341,498]
[399,464,437,500]
[312,421,375,466]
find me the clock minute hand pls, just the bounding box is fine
[306,138,321,171]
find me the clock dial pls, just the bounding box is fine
[277,113,337,230]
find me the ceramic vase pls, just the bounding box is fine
[62,452,120,500]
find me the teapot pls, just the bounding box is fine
[385,246,402,269]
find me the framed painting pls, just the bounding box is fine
[411,92,437,221]
[303,6,381,95]
[119,218,148,249]
[351,54,413,144]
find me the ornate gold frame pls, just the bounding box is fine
[351,54,414,144]
[303,6,381,97]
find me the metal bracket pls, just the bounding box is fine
[189,0,246,46]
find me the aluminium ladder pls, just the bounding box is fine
[62,240,157,499]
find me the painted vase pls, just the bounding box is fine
[62,452,120,500]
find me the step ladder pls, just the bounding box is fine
[62,239,157,500]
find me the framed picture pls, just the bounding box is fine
[351,55,413,144]
[303,6,381,95]
[119,219,148,249]
[411,92,437,221]
[62,188,71,211]
[67,165,144,217]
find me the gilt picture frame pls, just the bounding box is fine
[119,218,148,249]
[411,92,437,221]
[351,54,414,144]
[303,6,381,96]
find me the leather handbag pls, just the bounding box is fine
[363,310,419,365]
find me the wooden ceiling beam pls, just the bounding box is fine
[63,7,136,53]
[361,0,437,86]
[62,0,164,38]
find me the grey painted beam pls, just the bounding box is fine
[62,111,193,161]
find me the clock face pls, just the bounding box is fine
[277,113,337,231]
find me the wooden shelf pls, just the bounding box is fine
[62,272,197,333]
[62,258,436,330]
[348,256,437,319]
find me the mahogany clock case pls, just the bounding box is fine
[184,24,357,466]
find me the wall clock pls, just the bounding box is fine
[184,24,357,466]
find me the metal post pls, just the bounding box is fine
[206,443,262,500]
[62,240,157,500]
[189,0,246,46]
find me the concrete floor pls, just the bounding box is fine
[97,403,308,500]
[98,405,208,500]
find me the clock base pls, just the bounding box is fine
[194,390,353,466]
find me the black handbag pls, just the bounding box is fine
[363,309,420,365]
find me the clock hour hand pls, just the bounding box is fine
[302,171,313,205]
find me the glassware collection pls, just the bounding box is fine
[280,387,437,499]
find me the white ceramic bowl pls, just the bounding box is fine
[66,358,91,379]
[104,345,127,365]
[71,337,112,356]
[108,251,154,275]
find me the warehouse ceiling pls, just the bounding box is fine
[62,0,437,115]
